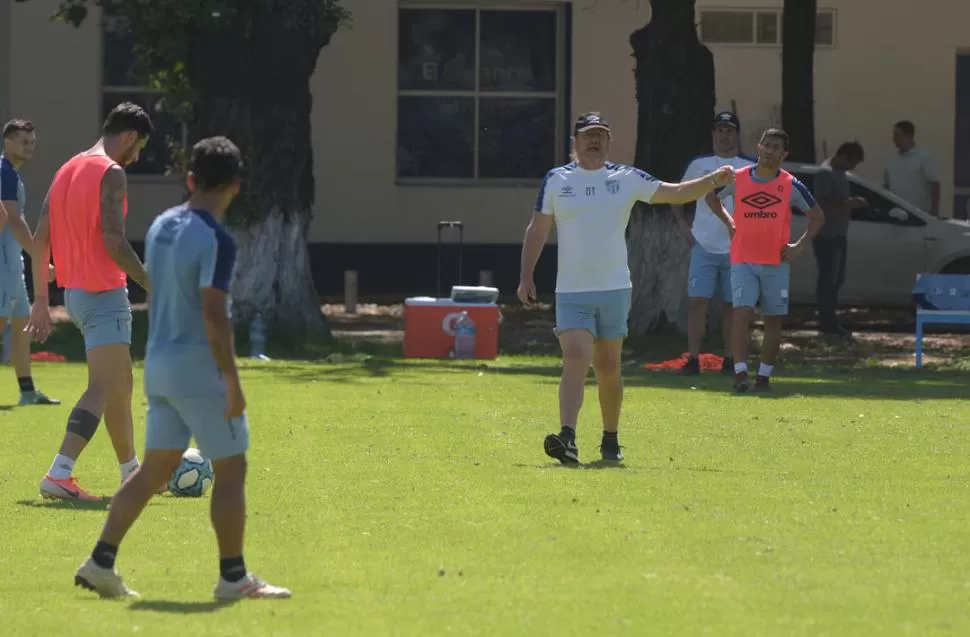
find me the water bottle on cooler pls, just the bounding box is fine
[453,311,477,360]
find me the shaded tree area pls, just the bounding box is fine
[18,0,351,336]
[627,0,716,335]
[781,0,818,162]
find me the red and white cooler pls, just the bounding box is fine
[403,287,500,359]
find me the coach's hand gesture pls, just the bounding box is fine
[711,165,736,187]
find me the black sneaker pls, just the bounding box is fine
[600,435,624,462]
[678,356,700,376]
[720,356,735,376]
[544,432,580,465]
[753,374,771,393]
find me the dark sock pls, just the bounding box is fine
[18,376,34,393]
[220,556,247,583]
[559,426,575,441]
[603,431,618,440]
[91,541,118,569]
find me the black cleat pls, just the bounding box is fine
[753,374,771,393]
[600,436,624,462]
[544,432,580,465]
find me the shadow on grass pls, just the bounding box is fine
[129,599,238,614]
[16,498,110,511]
[248,356,969,401]
[31,305,970,402]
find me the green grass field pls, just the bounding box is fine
[1,344,969,636]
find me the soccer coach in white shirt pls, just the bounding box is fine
[518,112,735,465]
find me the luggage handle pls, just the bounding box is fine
[437,221,464,298]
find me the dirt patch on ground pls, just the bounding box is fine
[322,303,970,368]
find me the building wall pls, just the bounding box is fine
[700,0,969,218]
[314,0,650,245]
[9,0,184,235]
[7,0,968,245]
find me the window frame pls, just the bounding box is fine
[99,9,186,182]
[395,2,568,187]
[697,7,838,49]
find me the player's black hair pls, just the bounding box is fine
[102,101,154,138]
[894,120,915,137]
[835,141,865,162]
[189,136,245,191]
[760,127,790,150]
[3,119,34,139]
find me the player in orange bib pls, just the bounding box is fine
[26,102,154,501]
[704,128,825,392]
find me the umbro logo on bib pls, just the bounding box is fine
[605,180,619,194]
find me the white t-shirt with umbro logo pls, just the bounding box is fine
[535,161,660,293]
[681,153,756,254]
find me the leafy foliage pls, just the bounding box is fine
[17,0,351,226]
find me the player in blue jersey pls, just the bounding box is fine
[74,136,290,600]
[0,119,58,405]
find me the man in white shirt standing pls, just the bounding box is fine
[518,112,735,465]
[884,120,941,216]
[673,111,755,376]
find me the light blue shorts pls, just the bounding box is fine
[0,273,29,319]
[555,288,632,340]
[687,244,732,302]
[731,262,791,315]
[65,287,132,351]
[145,394,250,461]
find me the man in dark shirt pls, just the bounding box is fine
[812,142,867,336]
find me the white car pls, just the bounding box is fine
[784,162,970,308]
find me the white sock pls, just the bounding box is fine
[48,454,75,480]
[734,362,748,374]
[759,363,774,377]
[120,457,140,481]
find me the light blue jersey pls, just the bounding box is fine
[0,155,27,276]
[143,205,237,397]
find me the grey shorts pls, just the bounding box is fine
[0,273,29,320]
[731,262,791,315]
[64,287,132,351]
[554,288,632,340]
[687,244,732,303]
[145,394,250,461]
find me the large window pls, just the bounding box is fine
[101,11,186,176]
[396,5,566,182]
[698,8,837,47]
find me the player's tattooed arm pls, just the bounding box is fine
[100,165,150,291]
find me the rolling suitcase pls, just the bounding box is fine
[436,220,464,298]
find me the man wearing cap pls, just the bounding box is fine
[673,111,756,376]
[518,111,736,465]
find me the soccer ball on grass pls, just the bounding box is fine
[167,447,214,497]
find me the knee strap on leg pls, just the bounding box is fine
[66,408,101,441]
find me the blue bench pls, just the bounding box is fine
[912,273,970,368]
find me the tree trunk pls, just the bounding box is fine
[781,0,817,162]
[627,0,716,336]
[230,208,323,333]
[183,11,330,336]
